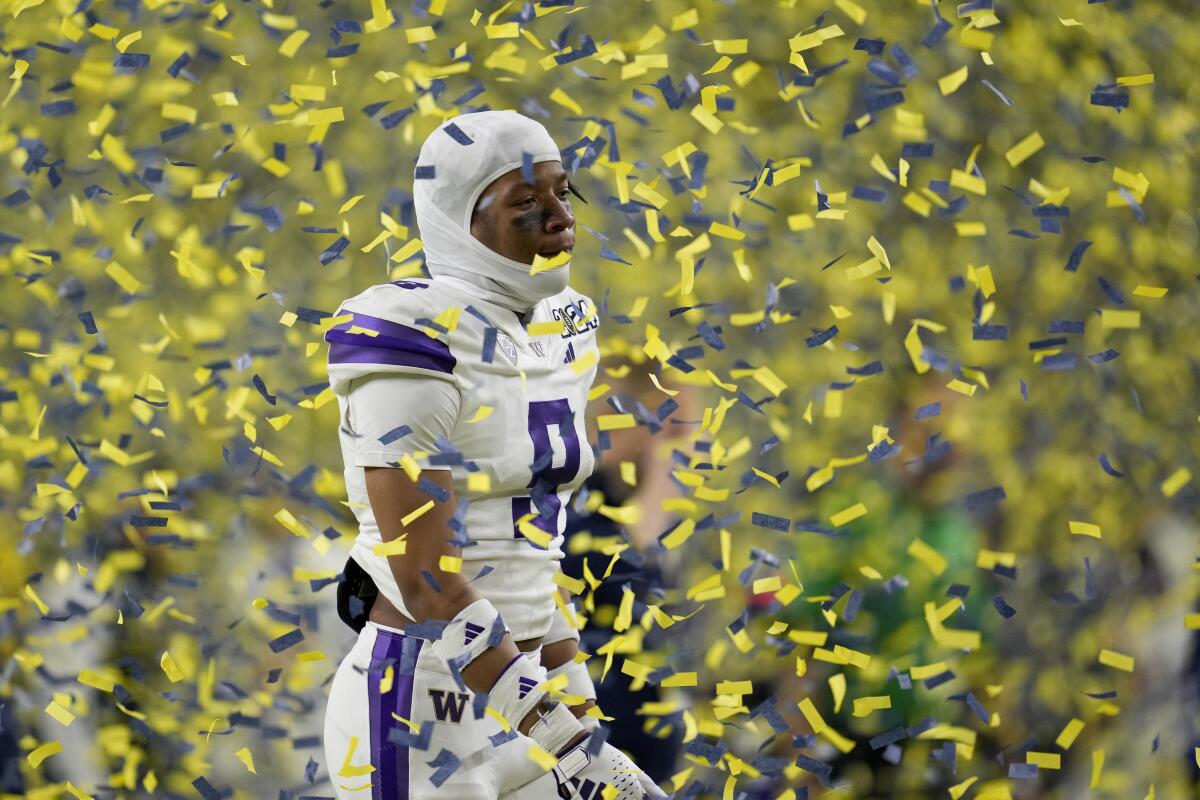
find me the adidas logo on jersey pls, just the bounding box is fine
[463,621,485,646]
[517,676,540,699]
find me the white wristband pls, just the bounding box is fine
[489,652,551,737]
[428,597,509,690]
[526,700,586,757]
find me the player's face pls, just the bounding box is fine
[469,161,575,265]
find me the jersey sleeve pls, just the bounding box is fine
[345,372,461,469]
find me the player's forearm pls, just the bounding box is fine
[396,577,531,714]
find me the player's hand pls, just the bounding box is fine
[552,734,667,799]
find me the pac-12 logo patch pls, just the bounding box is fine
[496,331,518,363]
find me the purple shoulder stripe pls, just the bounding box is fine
[326,311,456,374]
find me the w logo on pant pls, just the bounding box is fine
[517,676,540,700]
[428,689,469,723]
[463,621,485,646]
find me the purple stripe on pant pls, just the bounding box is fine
[368,628,420,799]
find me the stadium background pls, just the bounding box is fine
[1,0,1198,797]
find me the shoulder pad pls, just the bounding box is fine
[325,281,458,391]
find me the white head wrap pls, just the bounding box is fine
[412,110,571,315]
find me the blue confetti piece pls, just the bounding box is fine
[794,754,834,787]
[379,425,412,445]
[1020,379,1029,401]
[319,235,350,266]
[1041,353,1077,371]
[915,401,941,419]
[965,485,1006,511]
[598,245,631,264]
[520,151,534,185]
[252,374,276,405]
[1097,276,1125,306]
[1089,88,1129,110]
[487,727,519,747]
[414,165,436,179]
[260,205,283,231]
[973,324,1008,340]
[420,569,442,593]
[1049,319,1085,334]
[920,17,952,48]
[470,565,496,585]
[846,360,883,376]
[889,43,919,79]
[442,122,474,146]
[696,320,726,350]
[78,311,98,334]
[403,620,447,641]
[1064,239,1092,272]
[1098,453,1124,478]
[806,325,838,348]
[268,628,305,653]
[418,478,450,502]
[992,595,1017,619]
[114,52,150,69]
[751,512,790,531]
[427,748,462,787]
[192,776,221,800]
[386,719,433,750]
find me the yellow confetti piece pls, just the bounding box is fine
[234,746,257,774]
[1098,648,1134,672]
[1056,718,1085,749]
[1068,520,1102,538]
[751,576,781,594]
[1100,309,1141,329]
[1160,467,1192,497]
[27,740,63,767]
[1005,131,1045,167]
[852,695,891,717]
[1027,751,1061,769]
[45,699,76,727]
[597,413,637,431]
[938,65,969,95]
[401,500,435,527]
[1131,285,1167,298]
[77,668,115,692]
[549,86,582,115]
[160,650,184,683]
[525,742,558,771]
[662,672,697,687]
[527,320,565,336]
[337,736,375,778]
[24,583,49,615]
[907,538,948,575]
[829,502,867,527]
[517,516,553,548]
[1116,73,1154,86]
[104,261,143,294]
[947,378,978,396]
[1091,750,1104,788]
[466,405,493,423]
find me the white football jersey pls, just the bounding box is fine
[325,277,599,641]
